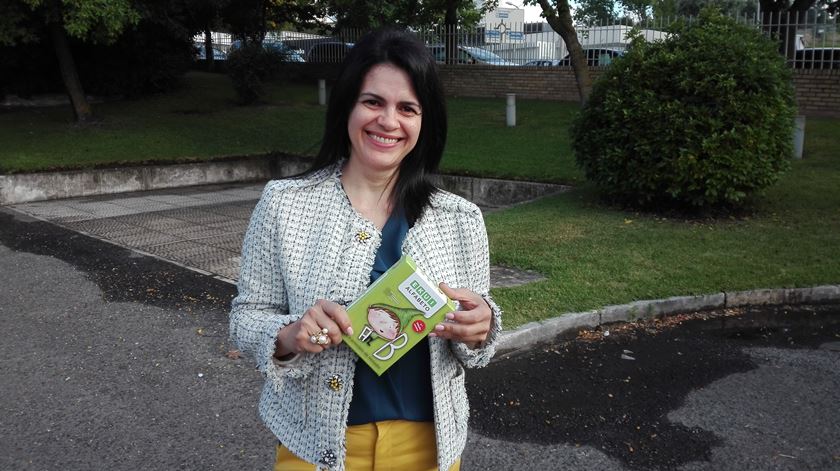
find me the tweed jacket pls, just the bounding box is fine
[229,162,502,471]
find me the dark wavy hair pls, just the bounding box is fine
[308,27,447,224]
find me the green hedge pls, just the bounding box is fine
[572,9,796,210]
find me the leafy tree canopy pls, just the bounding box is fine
[324,0,483,30]
[0,0,140,46]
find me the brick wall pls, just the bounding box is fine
[791,70,840,117]
[286,63,839,117]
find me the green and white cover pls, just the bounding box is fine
[342,254,457,376]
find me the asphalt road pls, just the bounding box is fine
[2,207,838,470]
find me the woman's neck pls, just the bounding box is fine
[340,160,398,230]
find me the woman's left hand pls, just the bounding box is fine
[431,283,493,348]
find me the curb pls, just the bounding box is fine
[495,285,840,357]
[0,155,310,205]
[0,156,568,207]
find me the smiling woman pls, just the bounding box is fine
[344,63,423,219]
[228,28,502,471]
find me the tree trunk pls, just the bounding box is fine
[760,0,813,59]
[204,27,215,72]
[444,0,458,65]
[49,23,92,123]
[537,0,592,104]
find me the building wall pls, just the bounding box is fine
[285,63,839,117]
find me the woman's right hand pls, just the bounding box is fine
[274,300,354,358]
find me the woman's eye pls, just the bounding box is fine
[400,105,420,115]
[362,99,380,107]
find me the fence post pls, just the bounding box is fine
[318,79,326,106]
[506,93,516,127]
[793,115,806,159]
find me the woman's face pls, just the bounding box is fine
[347,63,422,174]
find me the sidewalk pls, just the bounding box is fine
[10,182,262,281]
[8,182,547,287]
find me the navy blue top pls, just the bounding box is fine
[346,208,434,425]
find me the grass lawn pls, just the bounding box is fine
[0,71,583,183]
[2,71,838,328]
[0,73,325,173]
[486,117,840,327]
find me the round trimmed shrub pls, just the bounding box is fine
[571,9,796,209]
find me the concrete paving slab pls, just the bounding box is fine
[113,231,184,249]
[8,182,553,288]
[198,233,248,252]
[15,203,93,222]
[64,218,139,233]
[166,225,235,240]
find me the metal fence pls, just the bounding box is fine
[194,12,839,69]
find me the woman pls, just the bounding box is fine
[229,28,502,471]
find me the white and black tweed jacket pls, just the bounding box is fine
[229,162,502,471]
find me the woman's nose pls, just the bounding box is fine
[376,107,399,129]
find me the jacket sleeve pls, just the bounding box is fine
[449,207,503,368]
[229,182,311,379]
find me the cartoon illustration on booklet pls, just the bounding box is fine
[343,255,457,376]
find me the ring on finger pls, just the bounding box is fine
[309,329,330,346]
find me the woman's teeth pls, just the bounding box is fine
[369,133,399,144]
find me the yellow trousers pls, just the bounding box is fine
[274,420,460,471]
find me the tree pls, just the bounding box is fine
[759,0,837,57]
[184,0,230,72]
[574,0,622,26]
[322,0,481,30]
[321,0,481,64]
[521,0,593,103]
[222,0,327,44]
[651,0,680,20]
[0,0,139,122]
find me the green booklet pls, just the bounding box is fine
[342,254,457,376]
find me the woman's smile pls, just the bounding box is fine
[366,130,402,146]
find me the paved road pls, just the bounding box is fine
[464,308,840,470]
[1,207,838,470]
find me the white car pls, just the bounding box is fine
[428,45,518,66]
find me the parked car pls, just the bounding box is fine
[195,45,227,61]
[522,59,562,67]
[306,42,353,63]
[230,39,306,62]
[460,46,518,66]
[428,45,518,66]
[262,39,305,62]
[792,48,840,69]
[558,47,625,66]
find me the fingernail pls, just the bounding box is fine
[346,327,353,336]
[435,324,445,331]
[446,313,455,320]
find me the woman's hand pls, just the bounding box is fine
[274,300,354,359]
[431,283,493,348]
